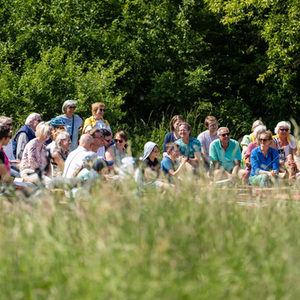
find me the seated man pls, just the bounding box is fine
[209,127,241,181]
[63,134,94,178]
[12,113,42,160]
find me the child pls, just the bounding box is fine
[161,143,187,180]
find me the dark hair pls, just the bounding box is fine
[165,142,179,152]
[115,130,128,142]
[0,125,11,140]
[100,129,111,137]
[87,128,101,138]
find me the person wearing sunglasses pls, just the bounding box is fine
[105,130,128,169]
[58,100,83,152]
[82,102,111,134]
[209,127,241,181]
[249,130,279,188]
[272,121,297,180]
[12,113,42,161]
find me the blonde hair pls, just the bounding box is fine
[92,102,105,116]
[35,122,52,139]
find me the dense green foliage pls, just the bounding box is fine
[0,0,299,135]
[1,178,300,299]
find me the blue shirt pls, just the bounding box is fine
[175,137,201,159]
[163,132,177,152]
[161,156,174,175]
[250,147,279,176]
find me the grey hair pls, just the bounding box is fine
[217,127,229,135]
[62,100,77,113]
[252,120,263,130]
[274,121,291,134]
[25,113,40,125]
[253,125,267,138]
[0,116,12,124]
[55,131,70,153]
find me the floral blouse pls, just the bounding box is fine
[20,138,48,172]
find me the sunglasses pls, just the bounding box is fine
[6,123,12,126]
[259,138,270,142]
[104,139,111,143]
[36,119,42,123]
[220,133,230,137]
[68,106,76,109]
[115,139,124,143]
[279,128,289,132]
[98,108,105,112]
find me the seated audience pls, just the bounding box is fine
[249,130,279,188]
[241,120,264,156]
[176,122,202,168]
[58,100,83,151]
[63,134,94,178]
[197,116,219,168]
[239,125,266,183]
[82,102,111,134]
[161,143,187,181]
[13,113,42,160]
[209,127,241,181]
[51,131,71,177]
[105,130,128,168]
[20,122,52,184]
[0,124,13,183]
[272,121,297,180]
[163,115,184,155]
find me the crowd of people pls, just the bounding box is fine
[0,100,299,193]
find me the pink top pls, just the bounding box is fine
[245,141,258,159]
[20,138,48,172]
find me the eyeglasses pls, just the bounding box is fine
[259,138,270,142]
[6,123,12,126]
[104,139,111,143]
[115,139,124,143]
[36,119,42,123]
[98,108,105,112]
[279,128,289,132]
[220,133,230,137]
[68,106,76,109]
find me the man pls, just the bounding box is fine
[12,113,42,160]
[63,134,94,178]
[102,129,113,151]
[209,127,241,180]
[88,128,105,158]
[197,116,219,168]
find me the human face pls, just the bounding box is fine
[219,129,230,144]
[114,134,126,151]
[61,137,72,151]
[174,119,183,132]
[207,121,218,133]
[179,125,190,139]
[171,147,180,159]
[93,133,104,147]
[103,135,112,148]
[149,146,159,161]
[4,120,13,138]
[259,134,271,151]
[66,105,76,116]
[31,116,42,131]
[278,127,289,138]
[94,106,105,120]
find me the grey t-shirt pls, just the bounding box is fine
[58,114,83,151]
[197,130,219,156]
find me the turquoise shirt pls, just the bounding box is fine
[209,139,241,171]
[175,137,201,159]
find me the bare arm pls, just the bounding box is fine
[52,152,65,171]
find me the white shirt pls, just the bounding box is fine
[96,146,105,158]
[197,130,219,156]
[63,146,94,178]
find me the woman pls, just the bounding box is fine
[58,100,83,151]
[163,115,184,155]
[175,122,202,167]
[51,131,71,177]
[0,124,12,183]
[82,102,111,134]
[272,121,297,179]
[105,130,128,167]
[241,120,264,155]
[249,130,279,188]
[239,125,266,183]
[20,122,52,184]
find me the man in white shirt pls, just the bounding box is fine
[87,128,105,158]
[63,134,94,178]
[197,116,219,168]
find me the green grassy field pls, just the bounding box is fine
[1,177,300,299]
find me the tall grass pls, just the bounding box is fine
[1,176,300,299]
